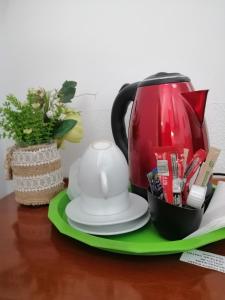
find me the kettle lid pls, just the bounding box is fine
[139,72,190,87]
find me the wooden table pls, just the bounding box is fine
[1,191,225,300]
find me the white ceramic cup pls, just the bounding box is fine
[76,140,130,215]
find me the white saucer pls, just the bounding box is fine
[65,193,149,226]
[67,211,151,235]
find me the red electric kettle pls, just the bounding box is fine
[111,72,209,198]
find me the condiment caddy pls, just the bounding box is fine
[147,146,220,240]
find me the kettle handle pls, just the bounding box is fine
[111,82,138,161]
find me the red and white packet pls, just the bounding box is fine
[154,146,185,205]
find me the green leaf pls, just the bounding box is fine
[58,81,77,103]
[54,119,77,138]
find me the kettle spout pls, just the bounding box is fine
[181,90,209,124]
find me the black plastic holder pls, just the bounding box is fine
[147,190,204,240]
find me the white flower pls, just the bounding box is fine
[52,98,60,105]
[23,128,32,134]
[49,90,58,101]
[32,102,40,109]
[58,113,66,121]
[46,110,54,118]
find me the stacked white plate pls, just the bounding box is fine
[65,193,150,236]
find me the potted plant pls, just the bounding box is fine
[0,81,83,205]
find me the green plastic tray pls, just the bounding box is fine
[48,190,225,255]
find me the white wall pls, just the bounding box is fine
[1,0,225,197]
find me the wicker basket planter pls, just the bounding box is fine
[6,143,64,205]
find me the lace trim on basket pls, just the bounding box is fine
[12,144,60,166]
[13,168,63,192]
